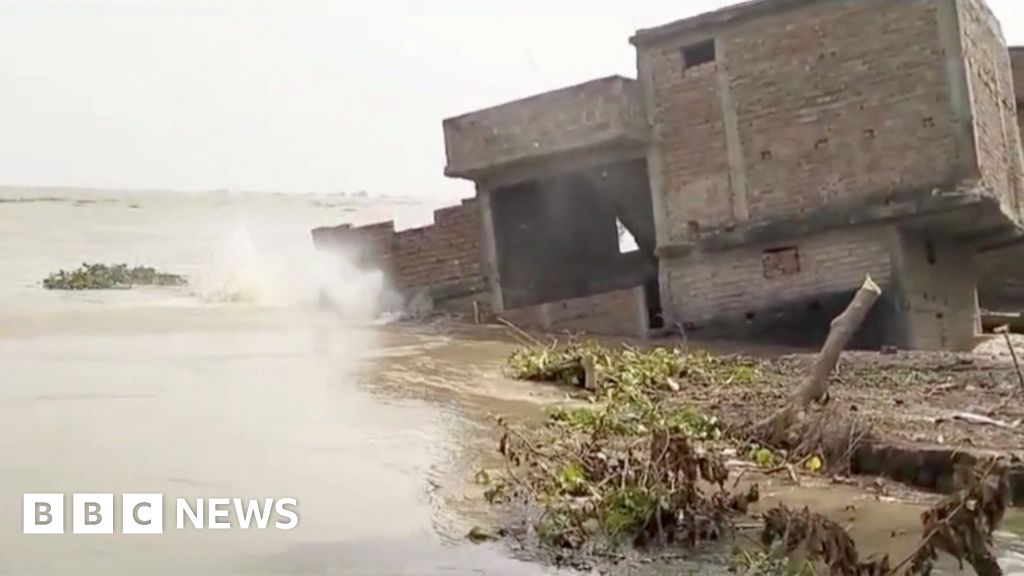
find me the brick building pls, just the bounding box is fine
[626,0,1024,350]
[977,45,1024,309]
[317,0,1024,350]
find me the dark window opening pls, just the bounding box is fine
[925,240,937,265]
[762,246,801,278]
[682,39,716,71]
[686,220,701,238]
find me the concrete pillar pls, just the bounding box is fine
[476,184,505,312]
[636,46,676,326]
[714,36,750,223]
[892,229,980,351]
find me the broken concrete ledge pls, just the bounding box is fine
[852,439,1024,506]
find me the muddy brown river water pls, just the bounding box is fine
[0,188,1020,575]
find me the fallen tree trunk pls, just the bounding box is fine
[756,275,882,446]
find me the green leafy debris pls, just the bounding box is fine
[753,447,783,469]
[665,407,722,440]
[548,406,600,429]
[43,263,187,290]
[493,342,1011,574]
[505,341,762,393]
[492,363,758,554]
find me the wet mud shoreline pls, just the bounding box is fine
[371,321,1024,573]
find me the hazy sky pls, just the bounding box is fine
[3,1,1024,199]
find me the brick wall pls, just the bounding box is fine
[499,286,649,338]
[661,223,983,349]
[977,245,1024,307]
[977,47,1024,309]
[443,76,647,178]
[639,48,731,239]
[638,0,960,243]
[312,220,396,269]
[960,0,1024,224]
[312,199,486,307]
[664,225,895,324]
[734,0,955,222]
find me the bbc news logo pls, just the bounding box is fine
[23,494,298,534]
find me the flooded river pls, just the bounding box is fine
[0,188,1020,575]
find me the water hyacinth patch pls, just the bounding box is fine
[43,263,187,290]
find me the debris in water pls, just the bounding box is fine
[905,458,1011,576]
[42,263,187,290]
[758,504,890,575]
[750,457,1011,575]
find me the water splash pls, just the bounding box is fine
[196,224,398,321]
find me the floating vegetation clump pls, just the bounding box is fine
[43,263,187,290]
[504,341,762,392]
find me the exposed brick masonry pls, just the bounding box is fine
[642,0,958,243]
[642,52,731,239]
[312,200,485,305]
[731,0,954,223]
[665,225,894,324]
[961,0,1024,223]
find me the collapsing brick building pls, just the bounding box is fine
[315,0,1024,351]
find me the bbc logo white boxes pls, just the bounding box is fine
[23,493,298,534]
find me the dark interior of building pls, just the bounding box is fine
[491,158,662,326]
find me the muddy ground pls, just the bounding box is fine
[686,348,1023,453]
[439,321,1023,457]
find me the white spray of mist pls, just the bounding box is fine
[195,222,400,322]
